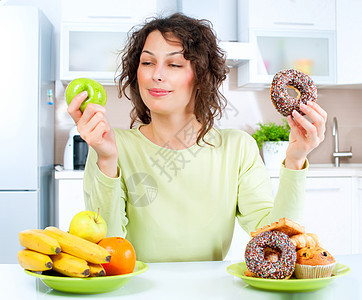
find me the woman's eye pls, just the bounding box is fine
[141,61,152,66]
[169,64,182,68]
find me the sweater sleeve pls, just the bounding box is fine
[83,146,128,238]
[236,135,307,235]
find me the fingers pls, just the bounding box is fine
[76,104,109,145]
[307,101,327,121]
[88,121,110,146]
[77,103,106,129]
[292,109,317,137]
[287,115,305,136]
[298,101,327,140]
[67,91,88,124]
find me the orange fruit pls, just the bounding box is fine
[98,237,136,276]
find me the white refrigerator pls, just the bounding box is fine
[0,6,54,263]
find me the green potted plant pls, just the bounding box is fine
[252,120,290,169]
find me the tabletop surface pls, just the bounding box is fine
[1,254,360,300]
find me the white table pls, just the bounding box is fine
[1,255,360,299]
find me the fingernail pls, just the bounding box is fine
[80,91,88,97]
[292,110,300,117]
[300,103,307,108]
[307,101,314,106]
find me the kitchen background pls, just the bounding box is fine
[5,0,362,164]
[1,0,362,263]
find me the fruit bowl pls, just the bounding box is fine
[25,260,148,294]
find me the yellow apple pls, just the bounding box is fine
[69,210,107,243]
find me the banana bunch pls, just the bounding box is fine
[18,227,108,277]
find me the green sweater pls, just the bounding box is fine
[83,127,307,262]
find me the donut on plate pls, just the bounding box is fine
[270,69,317,117]
[245,230,296,279]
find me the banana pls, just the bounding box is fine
[19,229,61,255]
[17,249,53,271]
[43,226,111,264]
[51,252,90,278]
[88,263,106,277]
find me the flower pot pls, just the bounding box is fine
[262,141,289,170]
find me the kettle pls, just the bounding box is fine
[63,126,88,170]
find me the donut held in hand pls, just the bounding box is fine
[245,231,296,279]
[270,69,317,117]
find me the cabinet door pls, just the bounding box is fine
[238,29,336,87]
[248,0,335,31]
[336,0,362,84]
[358,178,362,253]
[0,192,38,263]
[60,23,131,83]
[270,177,353,255]
[56,179,85,231]
[61,0,156,24]
[303,178,352,255]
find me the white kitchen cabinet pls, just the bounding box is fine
[239,0,336,34]
[237,0,337,87]
[336,0,362,85]
[60,0,157,83]
[237,30,336,87]
[61,0,156,24]
[181,0,237,41]
[358,178,362,254]
[60,26,250,83]
[270,177,354,255]
[55,173,85,231]
[60,23,132,83]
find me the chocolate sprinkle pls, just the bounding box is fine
[245,231,296,279]
[270,69,317,117]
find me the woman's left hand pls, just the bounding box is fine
[285,101,327,170]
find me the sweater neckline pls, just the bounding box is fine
[135,124,202,152]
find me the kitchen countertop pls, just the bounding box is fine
[268,164,362,178]
[55,164,362,179]
[0,255,360,299]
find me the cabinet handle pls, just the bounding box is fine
[273,22,315,27]
[305,188,340,192]
[88,16,132,20]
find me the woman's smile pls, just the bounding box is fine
[148,88,172,97]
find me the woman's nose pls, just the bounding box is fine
[152,64,165,82]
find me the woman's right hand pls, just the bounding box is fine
[67,91,118,178]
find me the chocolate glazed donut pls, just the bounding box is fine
[245,231,296,279]
[270,69,317,117]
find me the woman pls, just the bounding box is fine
[67,13,327,262]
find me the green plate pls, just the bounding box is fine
[25,261,148,294]
[227,262,350,292]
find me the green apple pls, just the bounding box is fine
[65,78,107,112]
[69,210,107,243]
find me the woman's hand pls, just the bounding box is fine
[285,101,327,170]
[67,91,118,177]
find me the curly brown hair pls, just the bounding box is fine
[116,13,229,146]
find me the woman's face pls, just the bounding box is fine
[137,30,197,117]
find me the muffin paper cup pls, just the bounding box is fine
[294,263,336,279]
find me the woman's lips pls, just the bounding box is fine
[148,88,171,97]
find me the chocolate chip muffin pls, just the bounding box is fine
[294,247,336,278]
